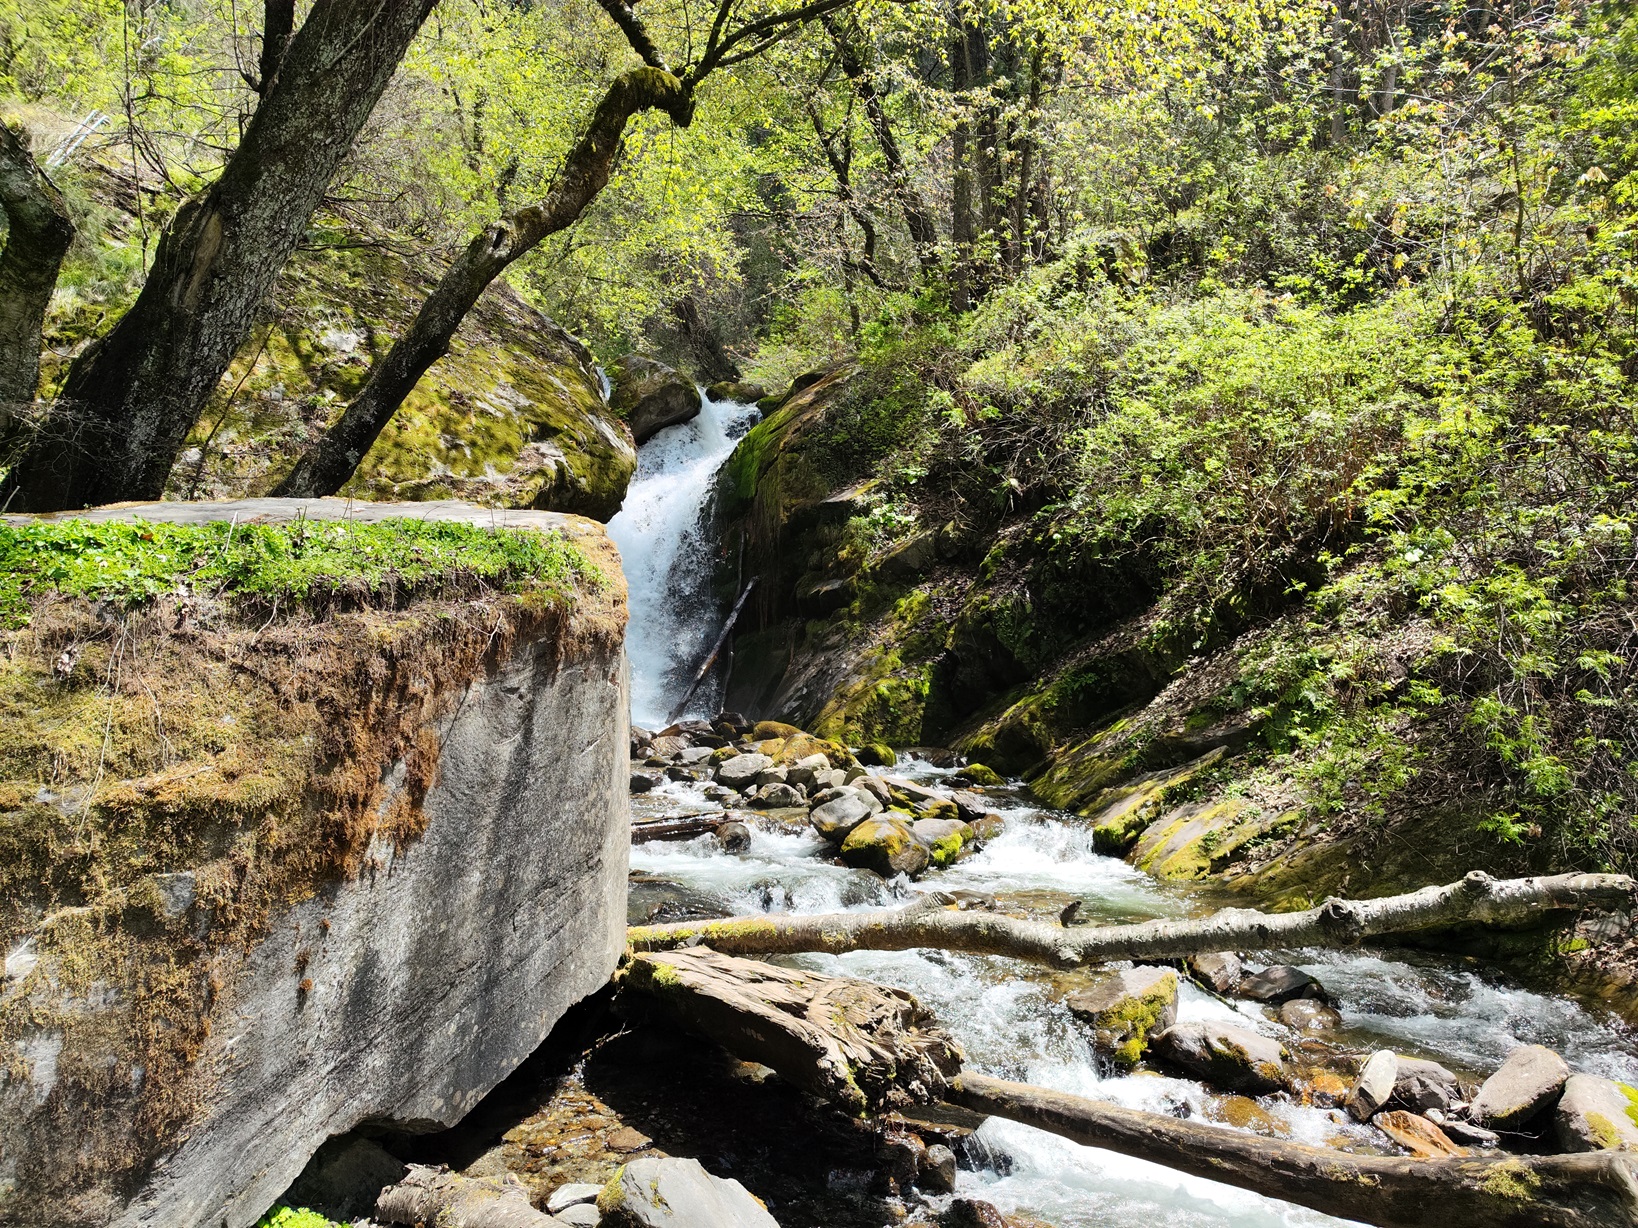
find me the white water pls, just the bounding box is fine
[631,765,1638,1228]
[607,393,760,727]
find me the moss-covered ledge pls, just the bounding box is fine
[0,499,630,1228]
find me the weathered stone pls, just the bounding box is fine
[912,818,973,868]
[282,1136,405,1222]
[750,782,805,809]
[856,742,897,767]
[941,1199,1007,1228]
[597,1157,778,1228]
[948,791,992,825]
[810,790,877,841]
[968,813,1006,841]
[854,775,894,807]
[1347,1050,1400,1122]
[1393,1057,1461,1115]
[1552,1074,1638,1152]
[716,753,775,789]
[841,818,931,878]
[951,763,1004,788]
[1152,1022,1289,1094]
[1129,791,1293,880]
[1238,965,1328,1005]
[557,1205,601,1226]
[1435,1114,1500,1148]
[785,753,831,790]
[716,821,752,853]
[1209,1095,1290,1136]
[630,770,662,794]
[705,380,768,403]
[677,746,716,766]
[752,720,804,740]
[1470,1044,1569,1130]
[921,1142,957,1193]
[1279,999,1342,1033]
[1064,966,1179,1067]
[1374,1110,1467,1159]
[665,764,704,782]
[1186,952,1243,994]
[1081,750,1227,856]
[548,1182,605,1213]
[754,765,789,788]
[611,354,703,444]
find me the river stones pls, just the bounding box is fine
[630,770,662,794]
[750,782,805,808]
[785,753,832,790]
[597,1156,777,1227]
[1346,1050,1399,1121]
[754,765,789,787]
[841,817,930,878]
[854,775,894,807]
[1185,952,1243,994]
[968,812,1006,841]
[810,790,877,841]
[941,1200,1007,1228]
[922,1143,958,1193]
[1278,999,1342,1033]
[548,1182,604,1213]
[716,753,774,789]
[1552,1074,1638,1152]
[715,821,752,852]
[1470,1044,1570,1130]
[1393,1057,1461,1115]
[857,742,898,767]
[912,818,973,868]
[1065,966,1179,1066]
[951,763,1005,787]
[1238,965,1328,1005]
[1373,1110,1467,1159]
[1208,1095,1289,1136]
[1152,1022,1288,1093]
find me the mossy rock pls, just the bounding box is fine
[1130,796,1295,880]
[953,763,1004,787]
[1064,966,1179,1067]
[840,817,929,878]
[752,720,805,741]
[856,742,897,767]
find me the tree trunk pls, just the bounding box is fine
[0,123,75,420]
[949,1074,1638,1228]
[272,67,691,499]
[626,871,1635,967]
[620,947,962,1115]
[948,19,976,312]
[674,295,741,383]
[375,1165,557,1228]
[632,812,736,843]
[3,0,437,512]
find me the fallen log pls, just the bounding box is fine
[627,871,1635,968]
[619,947,962,1115]
[632,812,731,843]
[947,1073,1638,1228]
[375,1164,556,1227]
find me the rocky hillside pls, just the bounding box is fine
[0,500,629,1228]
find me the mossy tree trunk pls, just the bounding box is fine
[0,123,74,422]
[2,0,437,512]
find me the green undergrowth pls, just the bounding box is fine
[255,1209,350,1228]
[0,518,602,628]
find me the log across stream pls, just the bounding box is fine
[629,760,1638,1228]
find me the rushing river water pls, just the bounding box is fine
[613,406,1638,1228]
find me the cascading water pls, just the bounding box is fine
[607,391,761,728]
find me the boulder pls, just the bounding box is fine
[716,821,752,852]
[809,791,877,841]
[949,791,992,824]
[630,770,662,794]
[750,782,805,809]
[1064,966,1179,1067]
[841,818,931,878]
[854,776,894,807]
[752,720,805,740]
[786,753,831,790]
[1278,999,1341,1033]
[941,1200,1007,1228]
[716,753,774,789]
[705,380,768,403]
[1470,1044,1569,1130]
[1347,1050,1400,1122]
[951,763,1004,788]
[876,532,937,580]
[968,813,1006,841]
[1152,1022,1289,1094]
[558,1206,601,1226]
[1237,965,1328,1005]
[1552,1074,1638,1152]
[1393,1057,1461,1115]
[1186,952,1243,995]
[856,742,898,767]
[754,765,789,787]
[1436,1114,1501,1148]
[610,354,703,444]
[597,1156,778,1228]
[1373,1110,1467,1159]
[911,817,973,867]
[921,1142,958,1193]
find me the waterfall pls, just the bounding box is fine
[607,391,760,729]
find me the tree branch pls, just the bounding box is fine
[595,0,671,72]
[0,122,75,418]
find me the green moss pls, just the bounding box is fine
[1478,1160,1542,1201]
[928,830,965,868]
[1621,1082,1638,1129]
[958,763,1005,787]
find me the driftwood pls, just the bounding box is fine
[627,871,1636,968]
[632,812,732,843]
[666,576,758,724]
[948,1073,1638,1228]
[620,947,962,1114]
[375,1164,556,1227]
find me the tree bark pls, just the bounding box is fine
[4,0,438,512]
[272,67,692,499]
[626,871,1636,967]
[0,123,75,419]
[620,947,962,1115]
[632,812,736,843]
[376,1164,557,1228]
[949,1073,1638,1228]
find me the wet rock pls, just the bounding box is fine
[629,771,662,794]
[706,380,768,403]
[1470,1044,1569,1131]
[714,710,752,734]
[921,1143,957,1193]
[1152,1022,1288,1094]
[1347,1050,1399,1122]
[878,1126,926,1193]
[917,798,963,825]
[968,813,1006,841]
[665,765,704,783]
[597,1156,777,1227]
[1302,1069,1352,1108]
[857,742,898,767]
[678,746,716,766]
[854,776,894,808]
[941,1200,1007,1228]
[813,768,849,792]
[1393,1057,1461,1115]
[649,734,690,758]
[841,818,930,878]
[752,720,805,740]
[884,776,943,807]
[548,1182,604,1213]
[786,753,831,790]
[1064,966,1179,1067]
[716,753,774,789]
[906,747,963,767]
[1185,952,1243,995]
[612,355,703,444]
[951,763,1004,788]
[948,791,992,825]
[754,766,789,788]
[750,782,805,809]
[1209,1095,1290,1136]
[1238,965,1328,1005]
[1373,1109,1467,1159]
[809,791,877,841]
[876,532,937,580]
[1552,1074,1638,1152]
[1278,999,1341,1033]
[716,821,752,853]
[911,818,973,868]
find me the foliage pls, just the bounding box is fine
[0,518,600,628]
[254,1209,348,1228]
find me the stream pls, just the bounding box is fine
[611,400,1638,1227]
